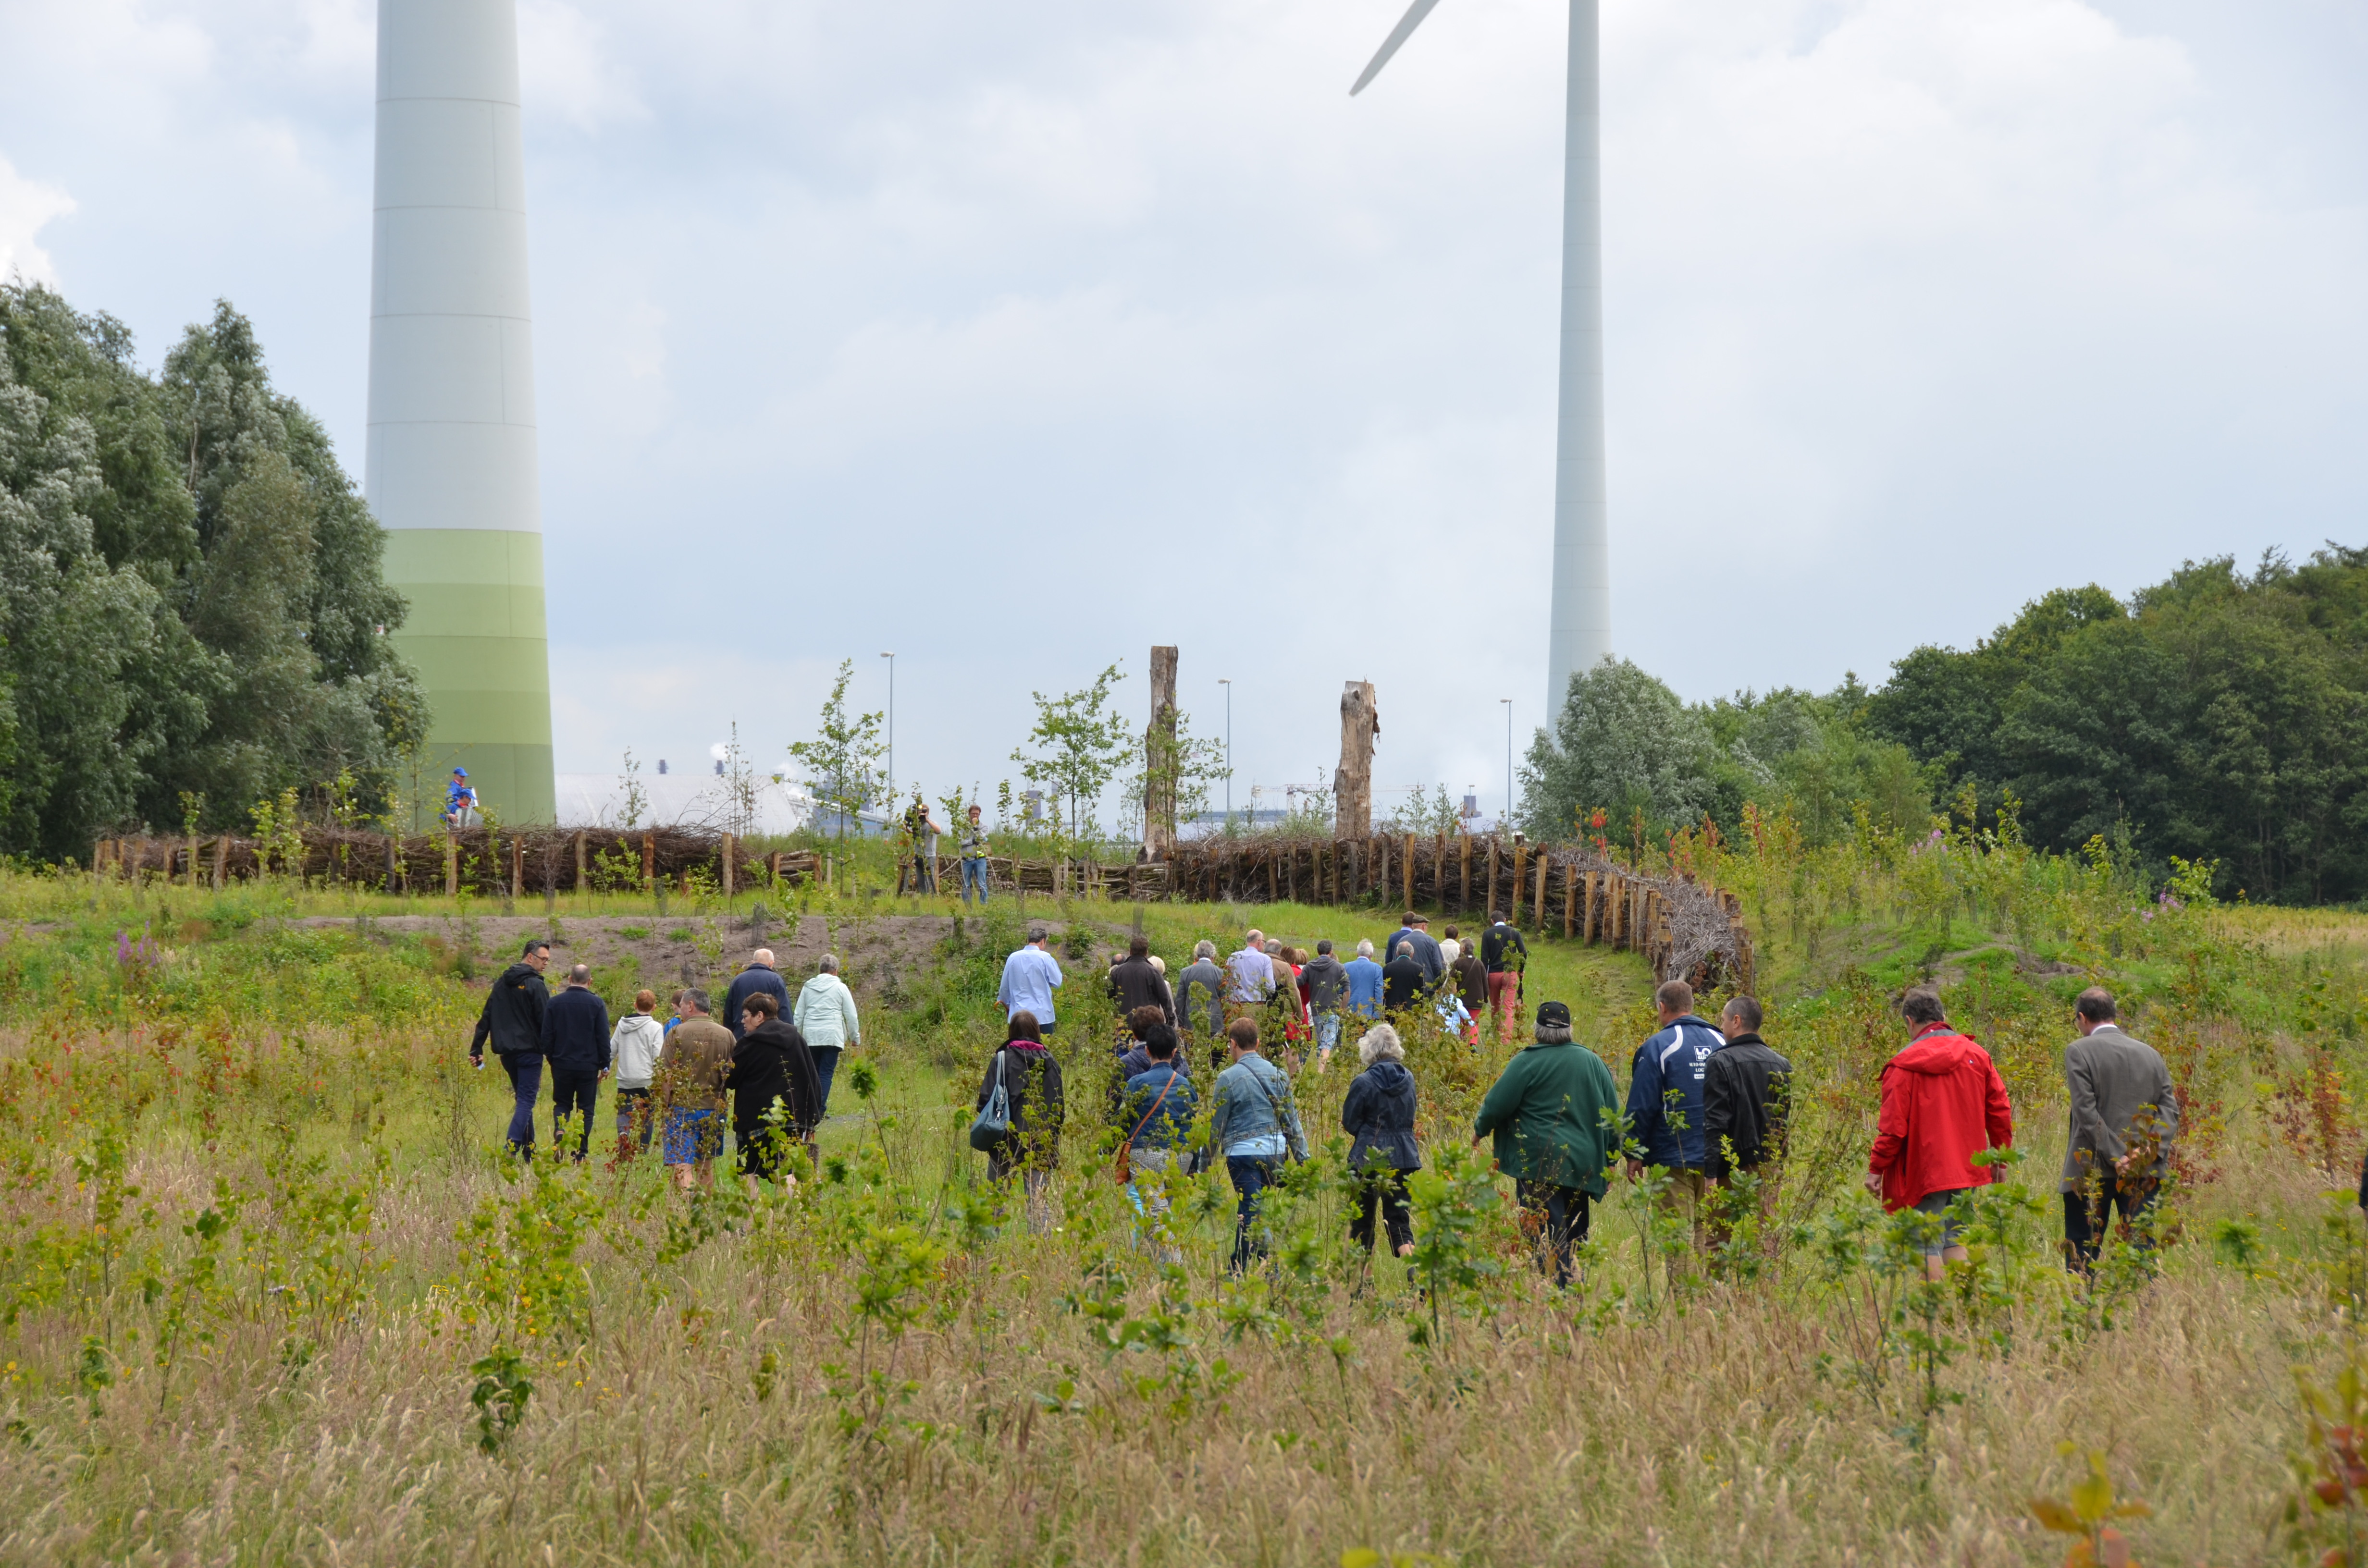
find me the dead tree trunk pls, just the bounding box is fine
[1333,681,1380,839]
[1144,645,1179,859]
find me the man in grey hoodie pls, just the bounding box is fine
[1299,940,1350,1066]
[793,953,862,1117]
[2060,987,2177,1271]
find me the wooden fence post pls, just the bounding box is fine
[510,837,524,901]
[445,834,459,896]
[641,833,655,893]
[1459,833,1471,911]
[1533,853,1548,928]
[573,831,587,894]
[721,833,736,898]
[1485,836,1500,919]
[1403,833,1415,913]
[1510,841,1527,927]
[1563,862,1576,938]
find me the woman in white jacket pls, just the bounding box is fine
[610,989,666,1152]
[793,955,862,1117]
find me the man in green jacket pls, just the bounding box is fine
[1472,1000,1622,1286]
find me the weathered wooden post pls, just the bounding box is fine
[1563,862,1577,938]
[721,832,735,898]
[641,833,656,894]
[509,837,524,902]
[1510,839,1527,927]
[1459,833,1472,911]
[1145,645,1179,861]
[1333,681,1379,840]
[573,830,587,894]
[1533,852,1548,928]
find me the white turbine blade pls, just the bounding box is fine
[1349,0,1446,95]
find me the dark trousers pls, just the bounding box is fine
[811,1047,842,1118]
[615,1086,654,1151]
[2063,1176,2158,1269]
[502,1055,542,1155]
[1516,1180,1592,1287]
[549,1069,599,1161]
[1350,1169,1414,1254]
[1226,1155,1282,1274]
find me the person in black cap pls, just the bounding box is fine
[1471,1000,1621,1286]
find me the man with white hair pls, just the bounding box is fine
[794,953,862,1117]
[722,947,791,1041]
[1176,940,1226,1042]
[1344,938,1385,1021]
[1227,928,1276,1007]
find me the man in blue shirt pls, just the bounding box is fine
[997,926,1065,1032]
[1344,938,1386,1020]
[1623,978,1725,1267]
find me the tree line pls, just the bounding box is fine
[0,284,424,863]
[1521,546,2368,903]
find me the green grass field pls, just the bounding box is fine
[0,827,2364,1565]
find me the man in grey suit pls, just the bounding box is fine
[2061,986,2177,1271]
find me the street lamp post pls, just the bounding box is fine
[1500,698,1513,831]
[880,652,896,806]
[1217,678,1233,829]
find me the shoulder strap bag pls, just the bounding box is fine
[968,1050,1012,1152]
[1250,1063,1303,1165]
[1113,1068,1178,1185]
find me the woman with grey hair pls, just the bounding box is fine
[1341,1023,1421,1259]
[793,953,861,1117]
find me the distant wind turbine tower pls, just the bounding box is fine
[367,0,555,825]
[1354,0,1611,723]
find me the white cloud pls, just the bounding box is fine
[2,0,2364,804]
[0,155,74,285]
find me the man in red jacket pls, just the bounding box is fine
[1865,988,2015,1280]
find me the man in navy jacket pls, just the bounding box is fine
[1623,978,1725,1261]
[541,964,612,1161]
[723,949,793,1041]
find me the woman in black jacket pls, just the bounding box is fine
[730,992,821,1181]
[1341,1023,1421,1258]
[977,1011,1066,1227]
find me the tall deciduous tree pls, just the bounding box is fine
[0,285,424,860]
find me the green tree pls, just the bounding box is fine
[1010,662,1133,842]
[789,660,887,839]
[0,284,424,859]
[1519,657,1719,841]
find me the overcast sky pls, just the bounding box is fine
[3,0,2363,825]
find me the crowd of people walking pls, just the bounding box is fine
[469,910,2180,1286]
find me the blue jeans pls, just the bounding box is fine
[961,858,990,903]
[1315,1013,1341,1057]
[501,1054,542,1156]
[549,1068,598,1161]
[1226,1154,1282,1274]
[811,1047,841,1118]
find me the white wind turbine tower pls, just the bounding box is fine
[1352,0,1611,725]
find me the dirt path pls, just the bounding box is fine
[299,909,1116,1006]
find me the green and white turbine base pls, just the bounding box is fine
[365,0,555,827]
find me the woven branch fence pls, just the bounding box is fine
[91,826,1751,990]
